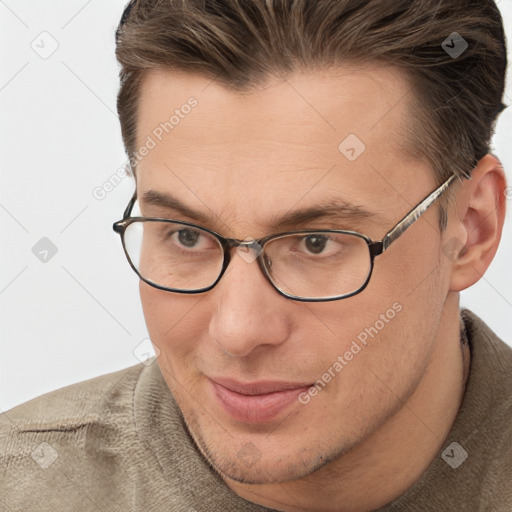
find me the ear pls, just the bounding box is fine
[444,154,507,292]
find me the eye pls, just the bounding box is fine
[151,223,219,253]
[169,228,218,252]
[176,228,201,248]
[302,235,329,254]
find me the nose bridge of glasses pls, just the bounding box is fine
[224,237,264,254]
[215,237,270,288]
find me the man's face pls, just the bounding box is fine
[135,66,450,483]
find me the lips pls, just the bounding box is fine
[209,377,311,424]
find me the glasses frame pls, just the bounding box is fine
[113,173,458,302]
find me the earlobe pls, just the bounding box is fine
[447,154,507,292]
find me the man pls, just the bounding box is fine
[1,1,510,510]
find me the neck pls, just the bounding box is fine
[224,294,470,512]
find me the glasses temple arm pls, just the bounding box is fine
[380,174,458,252]
[122,192,137,219]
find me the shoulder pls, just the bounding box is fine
[460,309,512,506]
[461,308,512,392]
[0,362,150,511]
[462,309,512,359]
[0,362,147,469]
[0,362,145,433]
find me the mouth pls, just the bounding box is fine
[208,377,312,424]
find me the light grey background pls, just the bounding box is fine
[1,0,511,412]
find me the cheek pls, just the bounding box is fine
[310,233,444,404]
[139,282,204,362]
[139,282,171,340]
[322,302,433,421]
[139,283,211,409]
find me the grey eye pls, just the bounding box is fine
[304,235,328,254]
[178,229,201,247]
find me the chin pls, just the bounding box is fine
[182,408,349,485]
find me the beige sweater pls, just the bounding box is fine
[1,309,511,511]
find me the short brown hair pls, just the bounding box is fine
[115,0,507,204]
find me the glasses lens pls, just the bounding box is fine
[123,220,224,291]
[263,232,372,299]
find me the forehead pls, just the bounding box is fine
[136,65,412,148]
[133,65,427,235]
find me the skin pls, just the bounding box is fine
[133,65,506,512]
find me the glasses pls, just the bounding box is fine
[113,174,457,302]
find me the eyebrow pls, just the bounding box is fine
[140,190,377,232]
[141,190,211,223]
[268,200,376,231]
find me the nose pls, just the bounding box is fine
[208,248,291,357]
